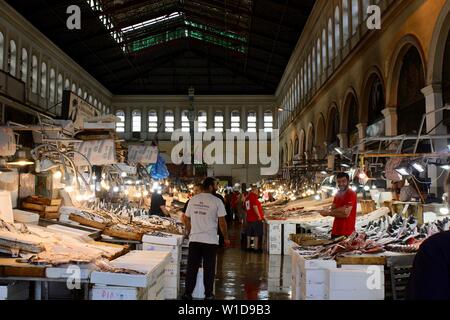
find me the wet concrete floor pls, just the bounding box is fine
[214,222,292,300]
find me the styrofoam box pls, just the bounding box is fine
[13,209,39,224]
[165,263,180,276]
[300,282,328,300]
[91,251,170,288]
[269,243,282,255]
[0,282,29,300]
[90,285,148,300]
[148,276,165,300]
[328,289,384,300]
[142,243,181,264]
[298,255,337,270]
[327,268,385,292]
[340,265,385,272]
[142,233,184,246]
[299,269,328,284]
[46,265,93,279]
[165,275,180,288]
[164,287,178,300]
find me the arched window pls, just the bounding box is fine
[312,47,316,86]
[214,111,224,132]
[83,91,88,100]
[148,110,158,132]
[132,109,141,132]
[49,68,56,103]
[57,74,63,102]
[308,53,312,92]
[363,0,370,19]
[94,99,98,108]
[316,38,321,78]
[342,0,350,43]
[351,0,359,35]
[72,83,76,93]
[40,62,47,98]
[197,111,207,132]
[77,88,82,97]
[20,48,28,82]
[181,110,190,132]
[300,67,304,101]
[322,29,327,71]
[247,111,257,132]
[328,18,333,64]
[264,111,273,132]
[165,110,174,132]
[0,32,4,70]
[8,40,17,77]
[231,110,240,132]
[65,78,70,90]
[115,110,125,132]
[303,60,307,96]
[88,95,92,104]
[31,55,38,93]
[334,7,341,55]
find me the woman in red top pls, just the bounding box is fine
[245,185,265,253]
[319,172,357,237]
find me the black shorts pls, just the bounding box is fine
[246,221,264,237]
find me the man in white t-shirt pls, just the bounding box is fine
[182,177,230,300]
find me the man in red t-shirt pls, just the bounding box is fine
[245,185,265,253]
[319,172,357,237]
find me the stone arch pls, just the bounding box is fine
[299,129,306,156]
[341,88,359,147]
[293,134,299,157]
[427,0,450,85]
[326,103,340,146]
[306,123,315,155]
[360,66,386,125]
[315,114,327,159]
[386,34,427,108]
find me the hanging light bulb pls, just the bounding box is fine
[358,172,367,179]
[364,185,370,191]
[121,172,127,178]
[112,186,119,193]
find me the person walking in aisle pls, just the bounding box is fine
[245,185,265,253]
[182,177,230,300]
[181,183,203,235]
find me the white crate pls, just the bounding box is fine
[299,269,328,285]
[142,233,184,246]
[90,285,148,300]
[46,265,92,279]
[165,275,180,288]
[300,282,328,300]
[298,255,337,270]
[327,268,385,292]
[164,287,178,300]
[165,263,180,276]
[328,289,384,300]
[0,282,29,300]
[142,243,181,264]
[340,265,385,272]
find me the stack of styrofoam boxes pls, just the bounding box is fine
[0,282,29,300]
[293,254,337,300]
[283,223,297,256]
[141,232,184,300]
[268,255,292,294]
[326,265,385,300]
[267,222,282,255]
[90,250,170,300]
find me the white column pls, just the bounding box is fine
[422,84,446,196]
[337,133,348,148]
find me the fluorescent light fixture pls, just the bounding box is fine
[334,147,344,155]
[372,185,377,189]
[341,163,350,168]
[412,162,424,173]
[121,172,127,177]
[320,171,327,175]
[364,186,370,191]
[439,207,449,215]
[441,165,450,170]
[278,107,284,112]
[395,167,410,176]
